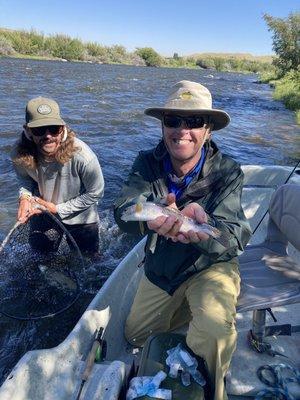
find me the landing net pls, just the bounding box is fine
[0,211,83,320]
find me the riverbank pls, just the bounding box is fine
[0,51,272,72]
[260,70,300,124]
[273,71,300,124]
[1,50,272,75]
[1,27,298,124]
[0,27,272,73]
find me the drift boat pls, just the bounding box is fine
[0,164,299,400]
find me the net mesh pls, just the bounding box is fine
[0,212,83,320]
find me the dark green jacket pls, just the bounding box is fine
[114,140,251,294]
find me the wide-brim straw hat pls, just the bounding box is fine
[145,80,230,131]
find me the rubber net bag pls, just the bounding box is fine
[0,212,83,320]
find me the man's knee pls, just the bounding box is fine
[186,310,237,356]
[124,316,148,347]
[124,317,136,344]
[124,305,171,347]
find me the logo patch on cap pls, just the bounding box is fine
[180,91,193,100]
[37,104,52,115]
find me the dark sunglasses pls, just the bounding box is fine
[31,125,62,137]
[163,115,205,129]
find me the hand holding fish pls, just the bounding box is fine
[121,194,230,246]
[147,194,209,243]
[147,194,183,240]
[176,202,209,244]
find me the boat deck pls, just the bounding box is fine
[228,303,300,399]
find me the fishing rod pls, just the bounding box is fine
[75,327,106,400]
[252,159,300,236]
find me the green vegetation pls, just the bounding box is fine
[0,28,146,65]
[273,70,300,123]
[1,20,298,122]
[135,47,164,67]
[0,27,273,74]
[164,52,274,73]
[193,53,273,73]
[262,12,300,123]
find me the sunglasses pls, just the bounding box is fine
[163,115,205,129]
[31,125,62,137]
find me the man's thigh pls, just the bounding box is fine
[185,261,240,400]
[125,274,185,346]
[187,260,240,329]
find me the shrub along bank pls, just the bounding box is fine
[1,18,299,123]
[0,27,273,74]
[261,12,300,123]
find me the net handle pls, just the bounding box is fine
[0,221,22,254]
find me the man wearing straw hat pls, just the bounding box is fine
[114,80,251,399]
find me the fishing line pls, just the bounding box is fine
[251,159,300,236]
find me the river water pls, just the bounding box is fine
[0,58,299,383]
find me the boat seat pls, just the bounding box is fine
[236,184,300,342]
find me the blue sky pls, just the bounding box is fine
[0,0,299,56]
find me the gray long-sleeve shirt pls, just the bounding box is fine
[15,138,104,225]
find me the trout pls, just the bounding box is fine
[121,202,230,247]
[38,264,77,291]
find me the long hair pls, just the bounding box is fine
[12,126,80,170]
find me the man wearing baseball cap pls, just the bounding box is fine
[114,81,251,399]
[11,96,104,256]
